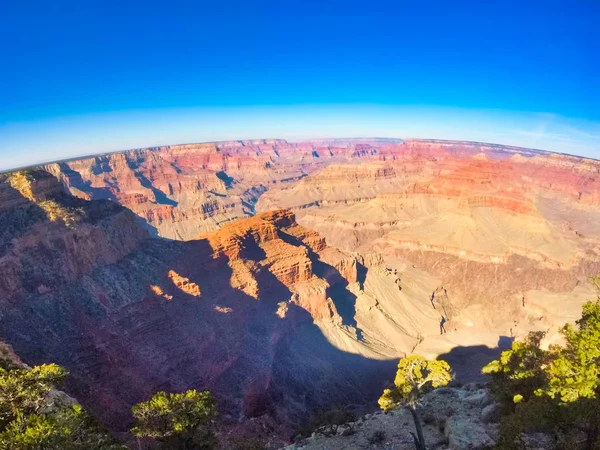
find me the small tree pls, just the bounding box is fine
[0,363,124,450]
[378,355,452,450]
[482,331,549,409]
[131,390,217,450]
[483,297,600,449]
[540,300,600,403]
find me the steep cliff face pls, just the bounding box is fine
[0,176,400,443]
[256,139,600,358]
[0,170,144,301]
[5,139,600,446]
[45,139,398,240]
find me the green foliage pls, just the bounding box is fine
[379,355,452,410]
[483,288,600,450]
[131,390,217,450]
[541,300,600,403]
[379,355,452,450]
[482,331,549,410]
[0,363,124,450]
[0,364,68,428]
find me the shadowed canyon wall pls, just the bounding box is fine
[0,171,400,443]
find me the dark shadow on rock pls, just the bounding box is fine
[92,156,112,176]
[134,171,178,206]
[57,162,117,201]
[216,171,234,188]
[134,215,161,238]
[278,230,361,330]
[91,157,113,176]
[123,158,178,206]
[498,335,515,349]
[436,336,513,383]
[0,226,396,438]
[357,261,368,290]
[53,164,164,237]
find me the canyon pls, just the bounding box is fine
[1,138,600,446]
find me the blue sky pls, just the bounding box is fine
[1,0,599,169]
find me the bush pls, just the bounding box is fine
[131,390,217,450]
[0,363,124,450]
[482,294,600,450]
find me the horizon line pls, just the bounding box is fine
[0,136,594,174]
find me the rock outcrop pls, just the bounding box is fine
[0,173,399,445]
[256,139,600,361]
[283,384,556,450]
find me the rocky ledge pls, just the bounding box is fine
[284,384,555,450]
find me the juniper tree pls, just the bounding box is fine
[131,390,217,450]
[0,363,124,450]
[379,355,452,450]
[483,295,600,449]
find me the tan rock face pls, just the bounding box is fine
[44,139,389,240]
[256,139,600,359]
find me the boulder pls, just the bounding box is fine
[463,389,493,407]
[445,416,495,450]
[481,403,501,424]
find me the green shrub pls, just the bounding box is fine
[0,363,124,450]
[131,390,217,450]
[483,283,600,450]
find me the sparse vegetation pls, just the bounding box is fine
[299,405,357,438]
[131,390,217,449]
[379,355,452,450]
[483,277,600,450]
[0,363,124,450]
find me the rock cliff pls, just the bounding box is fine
[256,139,600,361]
[0,173,402,444]
[4,138,600,447]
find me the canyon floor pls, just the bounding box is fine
[1,138,600,446]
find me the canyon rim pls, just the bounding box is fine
[1,138,600,447]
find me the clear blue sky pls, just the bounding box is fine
[1,0,599,169]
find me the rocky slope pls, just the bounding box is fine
[256,139,600,362]
[44,139,396,240]
[283,383,555,450]
[0,171,408,445]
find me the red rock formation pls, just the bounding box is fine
[44,139,400,240]
[5,138,600,445]
[0,176,382,444]
[256,139,600,340]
